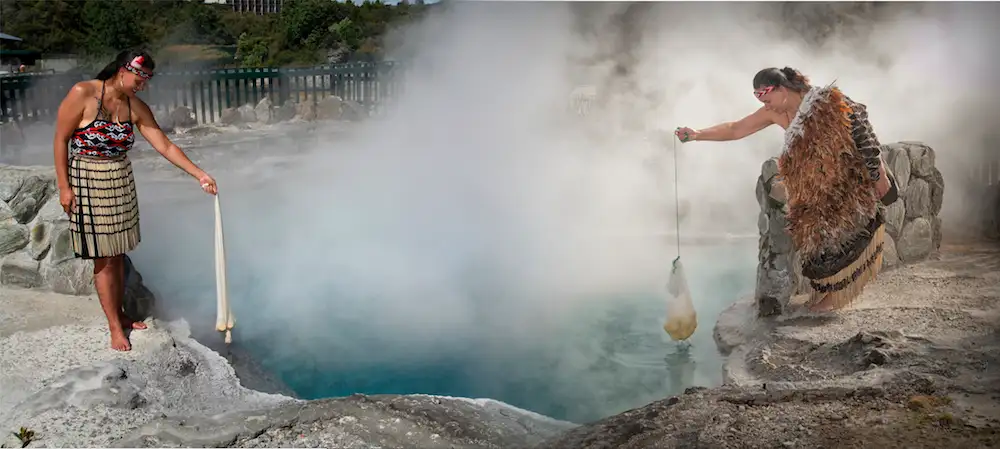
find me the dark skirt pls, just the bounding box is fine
[801,212,885,310]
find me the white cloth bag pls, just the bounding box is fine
[663,258,697,341]
[213,194,235,343]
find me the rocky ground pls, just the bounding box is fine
[537,239,1000,449]
[0,289,574,449]
[118,394,573,448]
[0,289,293,448]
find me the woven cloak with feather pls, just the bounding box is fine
[778,83,899,310]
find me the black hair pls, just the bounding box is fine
[753,66,810,93]
[95,49,155,81]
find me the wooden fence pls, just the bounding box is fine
[0,62,403,125]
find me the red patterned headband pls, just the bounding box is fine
[754,85,775,99]
[125,55,152,79]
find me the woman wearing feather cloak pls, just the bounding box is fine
[674,67,899,312]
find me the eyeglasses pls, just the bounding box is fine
[754,85,775,99]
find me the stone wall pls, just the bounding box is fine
[754,141,944,317]
[0,165,154,319]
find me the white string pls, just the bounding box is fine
[673,136,681,261]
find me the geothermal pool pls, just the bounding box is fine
[262,239,755,424]
[51,122,763,424]
[139,208,756,424]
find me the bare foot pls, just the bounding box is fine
[121,313,148,330]
[807,293,841,313]
[110,329,132,351]
[807,303,836,313]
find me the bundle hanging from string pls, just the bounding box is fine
[212,192,235,344]
[662,134,697,342]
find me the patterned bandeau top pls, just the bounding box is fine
[69,80,135,158]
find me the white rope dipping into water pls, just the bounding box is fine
[211,191,235,344]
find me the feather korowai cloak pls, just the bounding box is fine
[777,84,886,309]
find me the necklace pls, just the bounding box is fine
[99,79,126,123]
[99,92,121,124]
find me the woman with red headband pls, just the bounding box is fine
[52,49,218,351]
[674,67,898,313]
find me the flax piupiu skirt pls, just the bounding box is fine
[68,154,141,259]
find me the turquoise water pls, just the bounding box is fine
[133,183,757,424]
[263,240,755,423]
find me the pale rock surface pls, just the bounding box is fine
[0,289,290,444]
[0,290,574,448]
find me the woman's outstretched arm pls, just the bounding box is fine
[677,107,775,142]
[132,98,218,195]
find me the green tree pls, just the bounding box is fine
[81,0,145,56]
[170,1,229,45]
[0,0,86,54]
[1,0,435,68]
[330,17,363,51]
[220,9,275,44]
[279,0,338,49]
[236,33,269,67]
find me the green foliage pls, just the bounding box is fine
[0,0,434,68]
[0,0,85,55]
[80,0,144,57]
[12,427,35,448]
[236,33,269,68]
[162,1,231,46]
[280,0,337,48]
[331,18,363,51]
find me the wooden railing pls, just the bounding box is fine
[0,62,402,125]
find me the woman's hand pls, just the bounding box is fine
[674,127,699,143]
[198,173,218,195]
[59,187,76,217]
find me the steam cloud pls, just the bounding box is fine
[14,1,996,422]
